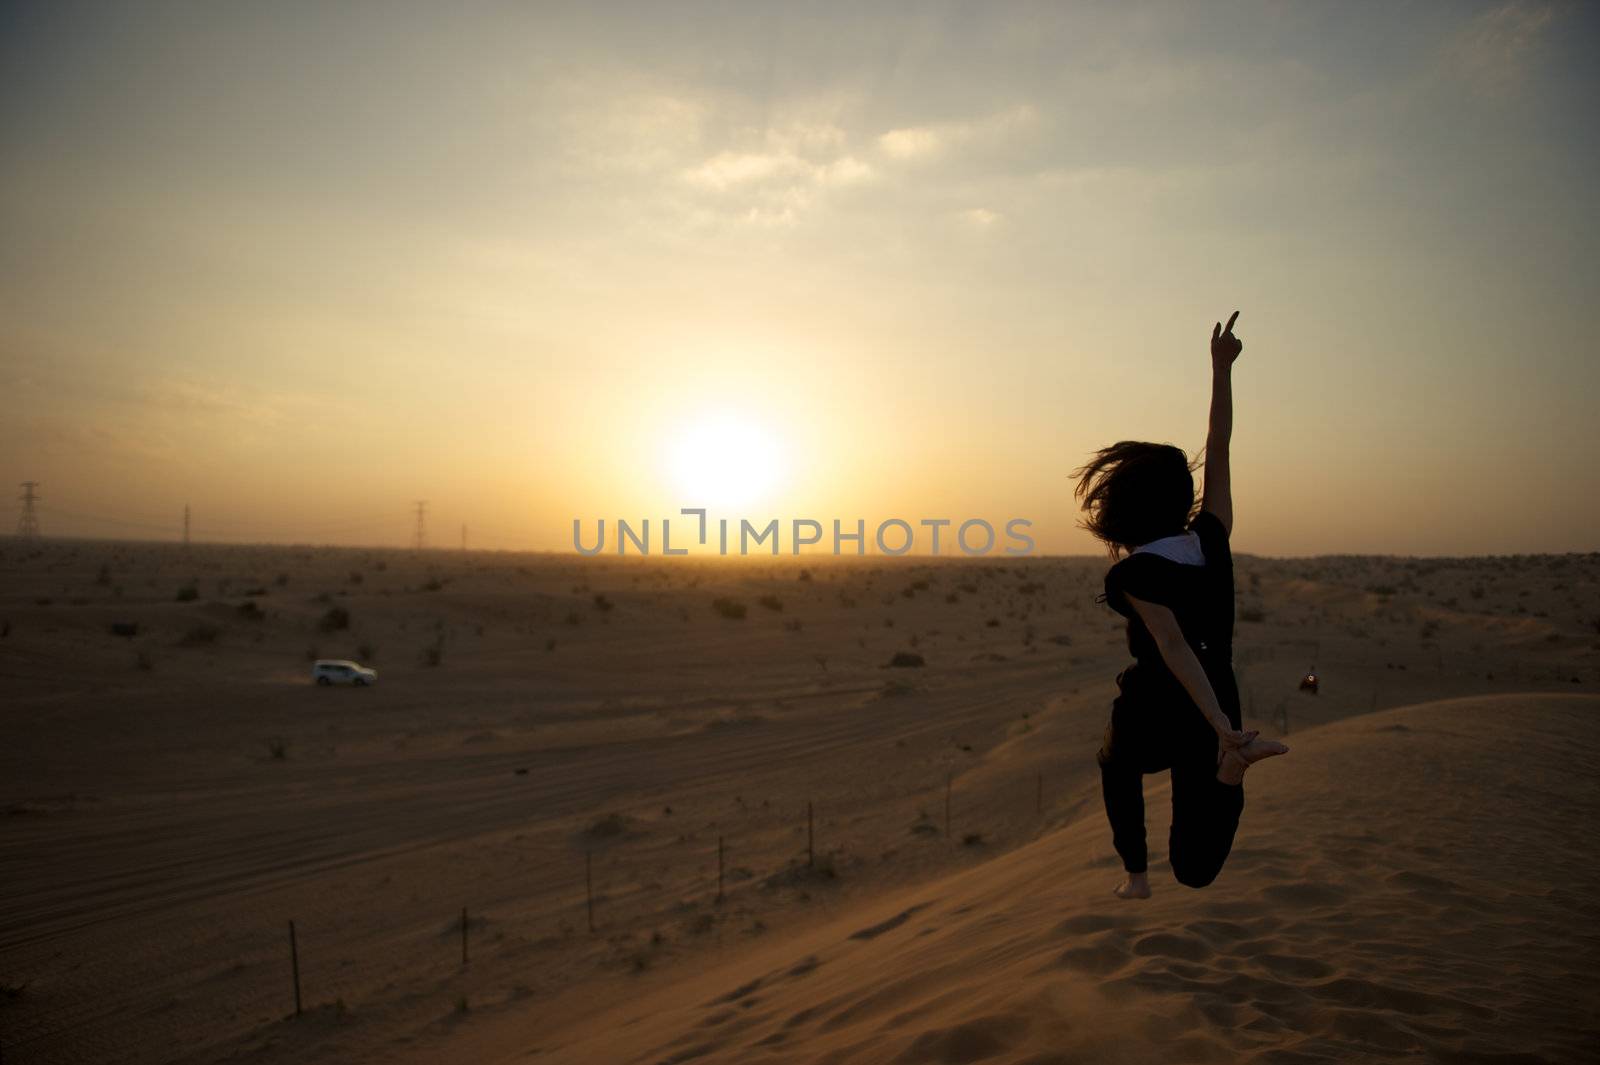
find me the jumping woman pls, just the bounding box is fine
[1075,311,1288,899]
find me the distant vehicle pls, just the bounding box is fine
[312,659,377,687]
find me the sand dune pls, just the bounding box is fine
[2,542,1596,1063]
[501,693,1600,1064]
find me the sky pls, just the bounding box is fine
[2,0,1597,556]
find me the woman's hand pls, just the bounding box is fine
[1215,724,1258,750]
[1211,311,1242,365]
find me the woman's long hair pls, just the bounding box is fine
[1072,441,1199,556]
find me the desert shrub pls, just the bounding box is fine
[712,597,747,620]
[96,564,111,586]
[798,569,812,582]
[134,649,153,671]
[348,571,363,585]
[887,651,925,668]
[422,642,443,667]
[757,594,783,612]
[175,585,199,602]
[357,643,375,661]
[181,624,221,646]
[236,601,265,621]
[593,594,614,612]
[266,737,289,761]
[318,606,351,632]
[1239,607,1266,623]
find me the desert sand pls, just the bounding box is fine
[2,541,1596,1063]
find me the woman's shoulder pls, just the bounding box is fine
[1103,552,1182,614]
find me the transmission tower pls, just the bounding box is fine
[183,504,191,547]
[17,481,40,539]
[413,500,428,549]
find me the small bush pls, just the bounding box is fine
[175,585,199,602]
[593,593,614,612]
[886,651,925,668]
[712,598,747,620]
[266,737,289,760]
[318,607,351,632]
[181,624,221,646]
[757,594,783,612]
[236,601,265,621]
[1239,607,1266,623]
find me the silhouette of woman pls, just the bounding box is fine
[1075,312,1289,899]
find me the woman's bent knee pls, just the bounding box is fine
[1171,856,1224,888]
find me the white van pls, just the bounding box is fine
[311,659,377,686]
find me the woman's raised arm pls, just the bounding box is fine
[1202,311,1242,535]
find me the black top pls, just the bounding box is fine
[1101,509,1236,712]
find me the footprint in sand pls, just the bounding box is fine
[1048,929,1130,976]
[1261,882,1349,908]
[847,902,932,941]
[1131,932,1212,962]
[1051,913,1126,937]
[890,1013,1031,1064]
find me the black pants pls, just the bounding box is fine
[1096,671,1245,887]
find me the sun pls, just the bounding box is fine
[668,413,788,510]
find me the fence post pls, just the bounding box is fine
[807,801,814,868]
[945,773,952,838]
[288,920,302,1017]
[585,850,595,932]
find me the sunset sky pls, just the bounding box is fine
[2,1,1596,555]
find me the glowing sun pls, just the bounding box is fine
[668,413,788,510]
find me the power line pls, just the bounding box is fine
[18,480,40,538]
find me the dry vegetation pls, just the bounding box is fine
[0,539,1596,1063]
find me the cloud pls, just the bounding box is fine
[1441,2,1556,96]
[876,104,1039,164]
[878,126,944,160]
[679,121,876,224]
[958,207,1002,229]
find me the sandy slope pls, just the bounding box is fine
[494,693,1600,1064]
[1,543,1596,1063]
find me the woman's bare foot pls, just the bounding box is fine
[1217,735,1290,785]
[1113,872,1151,899]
